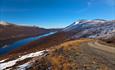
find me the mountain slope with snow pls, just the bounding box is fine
[0,21,15,26]
[0,21,9,26]
[0,19,115,70]
[63,19,115,43]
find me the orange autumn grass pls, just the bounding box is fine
[45,38,94,70]
[49,38,94,51]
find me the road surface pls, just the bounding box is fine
[88,41,115,54]
[80,41,115,70]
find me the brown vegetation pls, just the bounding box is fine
[1,39,111,70]
[0,25,51,47]
[28,39,99,70]
[0,32,70,59]
[97,40,115,47]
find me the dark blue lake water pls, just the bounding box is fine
[0,32,56,55]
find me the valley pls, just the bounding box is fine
[0,19,115,70]
[0,32,56,55]
[1,0,115,69]
[0,39,115,70]
[0,21,59,48]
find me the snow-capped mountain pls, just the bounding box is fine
[63,19,108,31]
[63,21,80,31]
[63,19,115,42]
[0,21,14,26]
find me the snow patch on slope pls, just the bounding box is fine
[17,62,31,70]
[63,21,80,31]
[74,21,79,25]
[0,59,8,63]
[0,21,9,26]
[0,50,48,70]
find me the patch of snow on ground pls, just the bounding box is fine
[0,60,17,70]
[19,50,46,61]
[0,21,9,25]
[17,62,31,70]
[0,59,7,63]
[0,50,47,70]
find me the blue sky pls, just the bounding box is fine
[0,0,115,28]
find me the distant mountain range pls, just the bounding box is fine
[0,21,59,47]
[0,21,49,40]
[0,19,114,47]
[0,21,11,26]
[0,19,115,70]
[62,19,115,43]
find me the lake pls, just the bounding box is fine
[0,32,56,55]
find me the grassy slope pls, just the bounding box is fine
[0,32,70,59]
[29,39,105,70]
[28,39,111,70]
[1,39,114,70]
[0,25,50,47]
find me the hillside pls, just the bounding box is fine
[0,39,115,70]
[0,19,115,70]
[63,19,115,43]
[0,21,59,47]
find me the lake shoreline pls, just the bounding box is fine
[0,32,51,48]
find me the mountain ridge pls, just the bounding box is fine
[63,19,115,43]
[0,21,15,26]
[0,19,115,70]
[0,22,60,47]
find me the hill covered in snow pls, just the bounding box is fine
[63,19,115,43]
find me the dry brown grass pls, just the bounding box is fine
[50,38,94,51]
[28,38,94,70]
[47,55,71,70]
[48,39,94,70]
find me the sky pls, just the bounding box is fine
[0,0,115,28]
